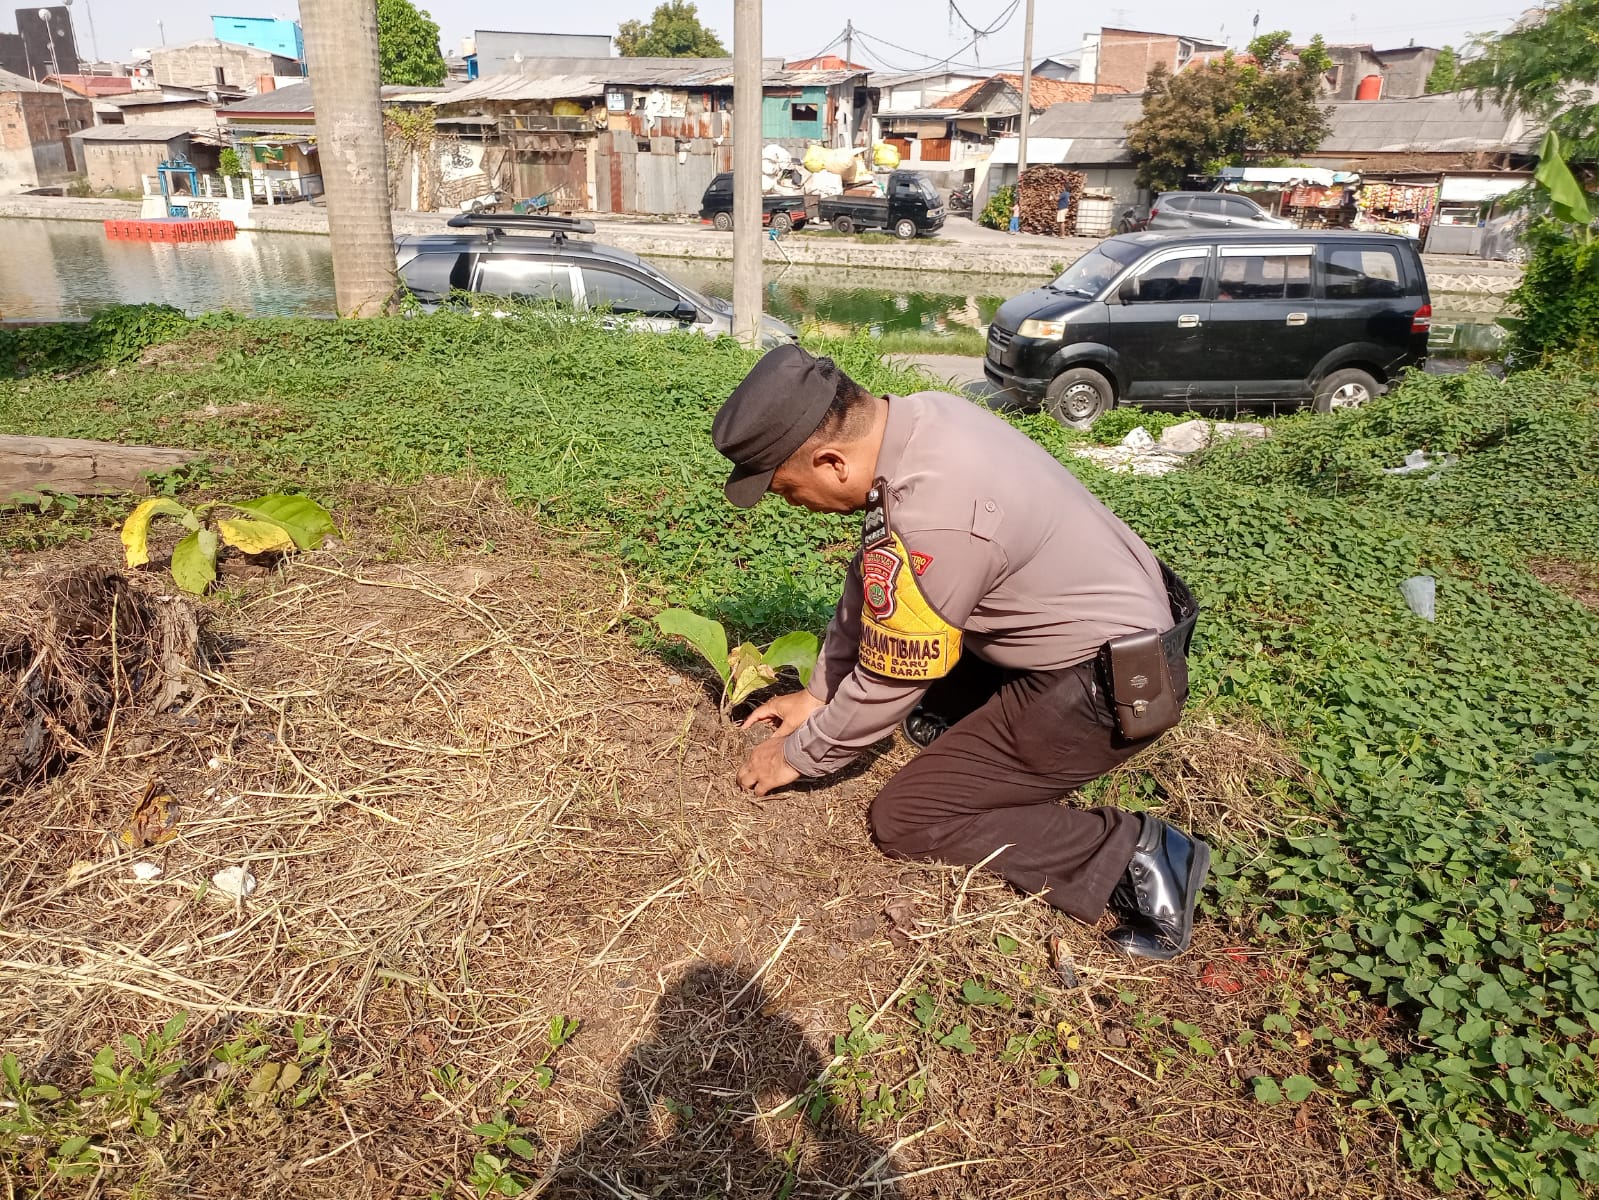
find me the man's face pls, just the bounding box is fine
[768,453,858,514]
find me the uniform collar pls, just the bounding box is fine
[871,393,918,489]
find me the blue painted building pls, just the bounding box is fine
[210,16,304,63]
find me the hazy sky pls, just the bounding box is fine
[74,0,1528,70]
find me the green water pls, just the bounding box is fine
[0,217,1503,357]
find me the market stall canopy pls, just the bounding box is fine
[1218,166,1351,187]
[1439,174,1534,202]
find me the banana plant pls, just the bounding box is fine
[121,493,334,594]
[655,609,819,712]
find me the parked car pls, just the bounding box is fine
[698,173,811,233]
[983,229,1431,427]
[819,171,946,239]
[1478,207,1531,264]
[1147,191,1294,232]
[395,214,798,349]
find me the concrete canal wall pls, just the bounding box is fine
[0,195,1521,298]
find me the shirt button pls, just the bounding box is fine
[985,501,996,512]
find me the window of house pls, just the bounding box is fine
[790,102,818,123]
[1215,248,1313,301]
[214,66,227,87]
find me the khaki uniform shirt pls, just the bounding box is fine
[785,389,1173,777]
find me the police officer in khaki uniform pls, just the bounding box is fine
[714,346,1208,959]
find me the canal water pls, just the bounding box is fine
[0,216,1504,357]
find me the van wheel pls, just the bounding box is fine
[832,215,855,235]
[1314,368,1380,413]
[770,211,793,235]
[1045,368,1114,429]
[894,217,917,240]
[713,211,733,231]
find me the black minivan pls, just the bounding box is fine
[984,230,1431,427]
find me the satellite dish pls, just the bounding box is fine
[37,8,50,19]
[513,50,524,64]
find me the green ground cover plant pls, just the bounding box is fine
[2,309,1596,1196]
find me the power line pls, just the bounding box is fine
[947,0,1021,39]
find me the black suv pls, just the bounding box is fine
[985,230,1431,427]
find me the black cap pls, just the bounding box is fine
[712,345,838,508]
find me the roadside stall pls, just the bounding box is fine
[1353,179,1439,242]
[1425,173,1534,255]
[1217,166,1358,228]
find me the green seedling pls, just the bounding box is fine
[468,1110,539,1197]
[654,609,819,712]
[121,492,334,594]
[79,1012,189,1137]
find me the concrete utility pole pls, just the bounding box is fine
[732,0,763,346]
[301,0,397,317]
[1015,0,1035,190]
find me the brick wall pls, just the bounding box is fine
[1097,32,1182,94]
[0,90,93,185]
[151,43,284,90]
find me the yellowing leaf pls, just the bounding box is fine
[231,494,335,551]
[727,642,778,707]
[120,498,191,568]
[217,517,296,555]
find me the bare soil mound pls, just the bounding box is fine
[0,487,1424,1199]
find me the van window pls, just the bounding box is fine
[1216,247,1313,301]
[581,267,682,317]
[1223,197,1261,219]
[1322,246,1405,299]
[1190,196,1225,215]
[476,258,574,304]
[1123,248,1209,303]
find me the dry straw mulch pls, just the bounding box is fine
[1,485,1428,1200]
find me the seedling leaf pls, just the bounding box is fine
[232,494,334,550]
[121,497,192,568]
[217,517,297,555]
[761,631,820,688]
[938,1024,977,1054]
[655,609,730,684]
[727,642,778,706]
[170,528,219,594]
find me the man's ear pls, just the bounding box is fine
[811,445,851,482]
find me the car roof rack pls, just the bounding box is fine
[446,212,595,246]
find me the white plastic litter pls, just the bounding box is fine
[1120,426,1156,452]
[131,862,162,881]
[1401,575,1437,621]
[1384,449,1459,476]
[211,865,257,899]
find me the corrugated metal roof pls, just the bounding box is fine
[1317,96,1534,153]
[391,73,603,105]
[217,81,315,115]
[70,124,211,142]
[1020,95,1144,163]
[0,67,73,95]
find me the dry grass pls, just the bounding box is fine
[0,482,1431,1200]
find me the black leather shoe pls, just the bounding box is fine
[1105,815,1210,961]
[901,708,949,749]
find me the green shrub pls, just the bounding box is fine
[0,304,198,376]
[1501,222,1599,367]
[1088,407,1198,445]
[979,184,1016,230]
[218,148,246,179]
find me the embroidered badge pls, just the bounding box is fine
[862,546,901,619]
[909,551,933,577]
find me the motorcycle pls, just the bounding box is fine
[1116,205,1149,234]
[949,184,973,216]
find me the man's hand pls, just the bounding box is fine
[742,689,824,736]
[736,690,823,796]
[737,733,801,796]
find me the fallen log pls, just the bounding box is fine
[0,435,200,500]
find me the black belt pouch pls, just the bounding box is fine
[1098,560,1199,740]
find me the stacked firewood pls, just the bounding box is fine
[1017,166,1087,236]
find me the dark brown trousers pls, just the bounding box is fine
[869,654,1161,922]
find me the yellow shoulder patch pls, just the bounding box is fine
[859,533,962,681]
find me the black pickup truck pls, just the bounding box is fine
[818,171,946,239]
[698,173,810,233]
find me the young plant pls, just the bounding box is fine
[78,1012,189,1137]
[121,493,335,594]
[654,609,819,712]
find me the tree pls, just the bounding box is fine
[616,2,727,57]
[1462,0,1599,163]
[1424,46,1459,93]
[1126,32,1332,191]
[377,0,447,87]
[302,0,398,316]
